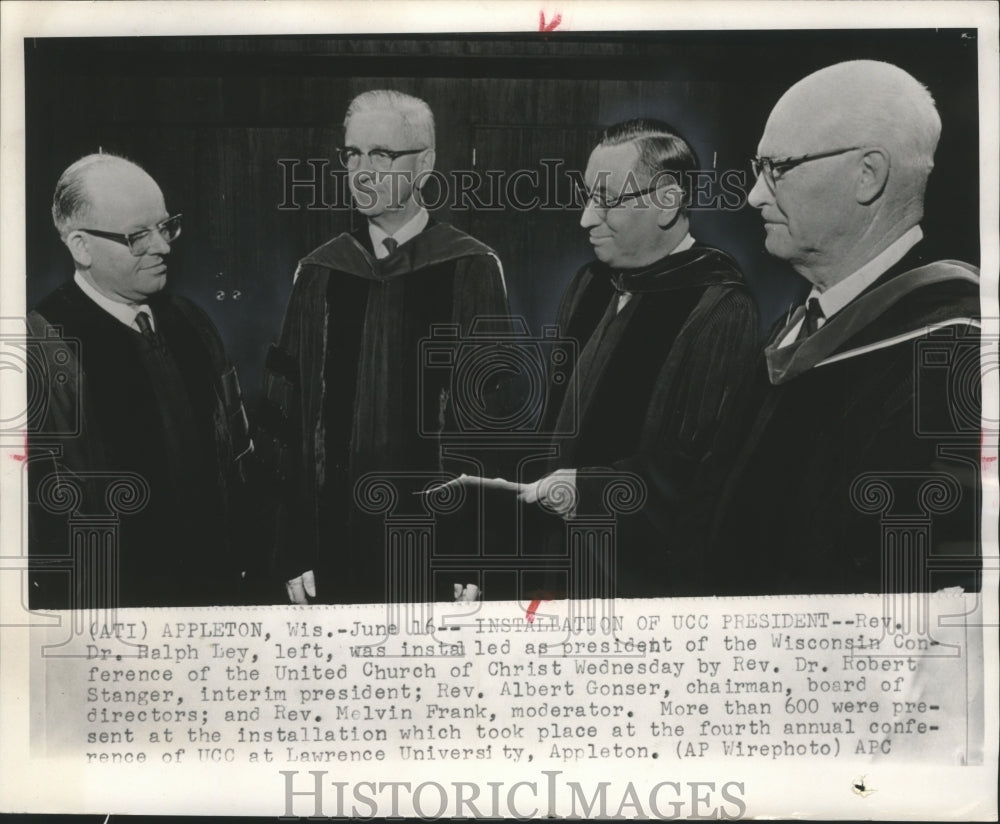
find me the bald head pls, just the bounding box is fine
[769,60,940,185]
[52,154,163,239]
[748,61,941,288]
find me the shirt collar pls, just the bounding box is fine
[809,225,923,320]
[614,233,697,313]
[616,232,696,281]
[672,233,696,255]
[369,207,430,259]
[74,271,154,332]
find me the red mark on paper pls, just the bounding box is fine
[11,433,27,462]
[539,11,562,32]
[983,430,997,464]
[526,598,551,623]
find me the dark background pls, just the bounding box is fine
[25,30,980,401]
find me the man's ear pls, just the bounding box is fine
[64,231,92,269]
[856,148,890,204]
[654,184,685,229]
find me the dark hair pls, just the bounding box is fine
[599,118,698,197]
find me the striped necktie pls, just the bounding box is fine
[797,297,825,340]
[134,309,157,340]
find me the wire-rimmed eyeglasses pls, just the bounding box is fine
[575,182,666,213]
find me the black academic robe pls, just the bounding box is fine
[529,245,760,598]
[710,247,982,595]
[27,281,251,608]
[258,220,508,603]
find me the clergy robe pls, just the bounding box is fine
[27,281,251,608]
[710,247,981,595]
[258,220,508,603]
[530,245,759,598]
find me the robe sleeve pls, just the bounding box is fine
[254,266,328,582]
[573,285,761,588]
[170,297,255,598]
[539,264,597,435]
[441,251,517,464]
[434,251,518,557]
[450,252,509,334]
[801,332,981,594]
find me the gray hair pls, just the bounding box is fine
[51,152,141,239]
[344,89,435,149]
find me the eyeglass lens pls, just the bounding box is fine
[130,216,182,254]
[340,149,395,170]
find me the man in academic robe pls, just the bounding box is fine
[28,153,252,608]
[259,90,508,604]
[518,119,759,598]
[711,60,982,595]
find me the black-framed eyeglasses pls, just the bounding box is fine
[751,146,866,189]
[338,146,426,171]
[78,214,182,256]
[575,182,664,213]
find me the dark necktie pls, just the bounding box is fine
[797,297,825,340]
[382,237,398,256]
[132,308,207,505]
[134,309,157,341]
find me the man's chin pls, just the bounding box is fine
[591,246,620,267]
[762,233,793,261]
[141,272,168,295]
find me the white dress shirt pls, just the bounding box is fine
[778,225,923,347]
[369,207,430,259]
[74,271,154,332]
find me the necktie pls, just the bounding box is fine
[131,309,206,506]
[797,297,825,340]
[610,273,633,313]
[134,309,156,340]
[382,237,398,256]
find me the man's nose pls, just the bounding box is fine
[354,151,378,174]
[747,173,771,210]
[351,163,378,192]
[147,229,171,256]
[579,202,602,229]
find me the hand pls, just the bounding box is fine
[453,583,481,602]
[518,468,578,517]
[286,570,316,604]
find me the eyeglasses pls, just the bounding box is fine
[575,182,665,213]
[751,146,866,189]
[78,214,182,256]
[338,146,426,171]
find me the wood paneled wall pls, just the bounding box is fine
[25,32,979,398]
